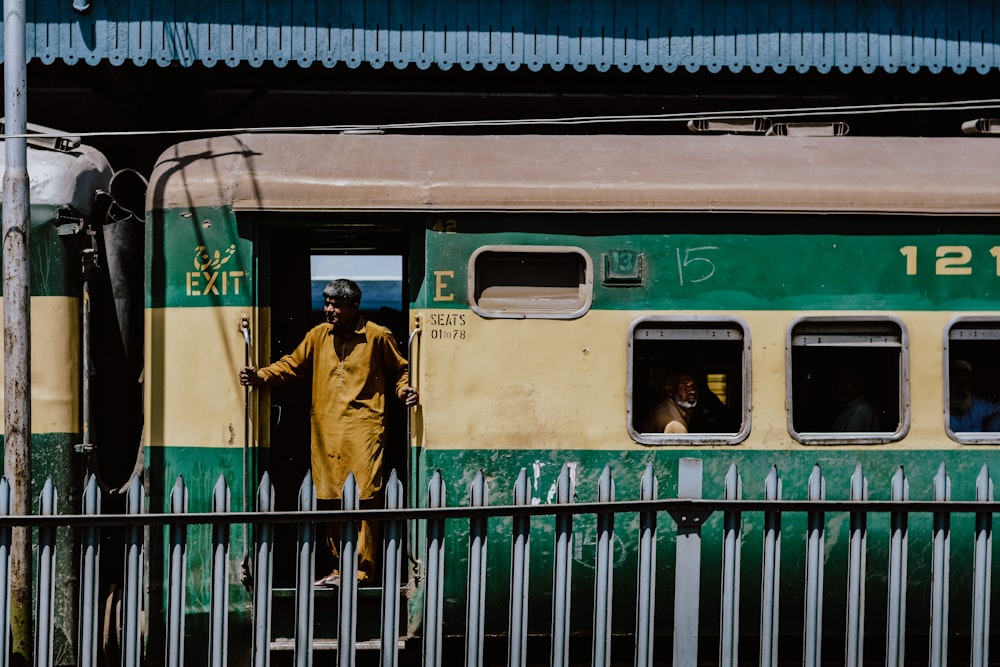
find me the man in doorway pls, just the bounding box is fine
[240,278,418,586]
[642,369,699,433]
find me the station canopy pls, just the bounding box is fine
[6,0,999,73]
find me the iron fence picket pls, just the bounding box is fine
[634,465,658,667]
[123,475,144,667]
[930,463,951,667]
[295,473,317,667]
[253,472,275,667]
[422,470,445,667]
[78,475,100,667]
[592,466,615,667]
[339,473,360,667]
[210,476,231,667]
[802,465,825,667]
[719,464,741,667]
[886,466,909,667]
[380,470,404,667]
[971,465,993,667]
[0,479,9,667]
[508,468,531,667]
[35,479,56,667]
[550,463,574,667]
[466,470,489,667]
[673,458,703,667]
[760,465,782,667]
[166,476,188,667]
[845,464,868,667]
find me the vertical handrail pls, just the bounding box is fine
[166,476,188,667]
[339,474,360,667]
[673,458,703,667]
[78,474,100,667]
[380,470,404,667]
[550,463,574,667]
[122,475,145,667]
[635,464,658,667]
[34,479,56,667]
[885,466,909,667]
[422,470,445,667]
[209,476,231,667]
[844,464,868,667]
[719,463,741,667]
[971,465,992,667]
[406,322,422,571]
[295,473,316,667]
[759,465,781,667]
[802,465,825,667]
[929,463,951,667]
[465,470,489,667]
[253,472,275,667]
[508,468,531,667]
[592,466,615,667]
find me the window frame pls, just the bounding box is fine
[786,315,910,445]
[627,315,752,446]
[467,245,594,320]
[943,316,1000,444]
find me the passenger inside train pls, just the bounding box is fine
[949,359,1000,433]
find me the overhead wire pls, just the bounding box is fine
[3,97,1000,140]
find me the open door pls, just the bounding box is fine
[256,222,411,619]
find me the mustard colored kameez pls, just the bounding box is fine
[255,316,410,500]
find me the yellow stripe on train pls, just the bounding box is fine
[0,297,80,434]
[415,308,965,452]
[144,306,272,449]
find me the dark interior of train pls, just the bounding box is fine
[258,221,410,587]
[631,334,745,436]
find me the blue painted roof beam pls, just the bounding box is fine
[9,0,999,73]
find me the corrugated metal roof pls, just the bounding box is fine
[10,0,999,72]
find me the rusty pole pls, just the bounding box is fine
[3,1,33,665]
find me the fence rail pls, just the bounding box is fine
[0,458,995,667]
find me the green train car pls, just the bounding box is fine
[146,132,1000,661]
[0,129,144,664]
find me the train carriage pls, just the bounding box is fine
[0,128,144,664]
[146,131,1000,661]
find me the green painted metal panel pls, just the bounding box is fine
[421,446,1000,640]
[146,207,254,308]
[419,216,1000,311]
[0,205,81,298]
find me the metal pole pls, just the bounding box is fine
[3,1,32,665]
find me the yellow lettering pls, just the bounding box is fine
[187,271,201,295]
[434,270,455,301]
[230,271,244,295]
[203,271,220,295]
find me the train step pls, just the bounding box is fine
[270,585,405,647]
[270,638,407,652]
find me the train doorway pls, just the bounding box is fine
[256,222,412,593]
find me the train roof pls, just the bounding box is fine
[0,142,112,215]
[148,133,1000,215]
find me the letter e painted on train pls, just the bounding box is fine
[434,270,455,301]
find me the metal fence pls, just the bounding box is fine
[0,457,995,667]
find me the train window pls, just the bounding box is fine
[944,318,1000,443]
[469,246,593,319]
[787,317,908,444]
[627,316,751,445]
